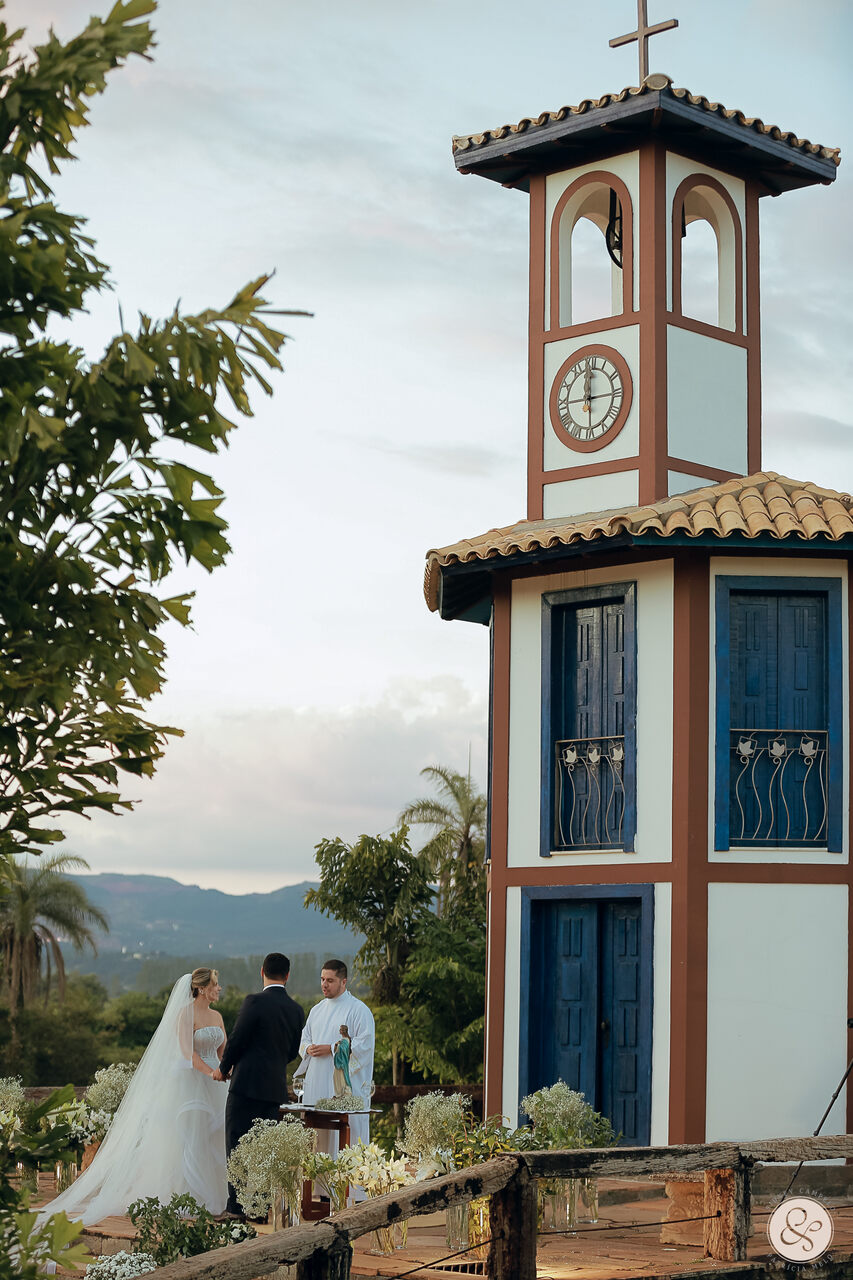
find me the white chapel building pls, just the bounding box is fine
[424,61,851,1146]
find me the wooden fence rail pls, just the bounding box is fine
[150,1135,853,1280]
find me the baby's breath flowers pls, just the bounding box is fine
[85,1251,157,1279]
[313,1089,366,1112]
[227,1117,315,1219]
[0,1076,26,1116]
[401,1092,469,1177]
[85,1063,136,1118]
[519,1080,615,1148]
[0,1077,26,1149]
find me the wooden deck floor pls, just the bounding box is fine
[31,1175,853,1279]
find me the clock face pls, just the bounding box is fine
[549,345,633,453]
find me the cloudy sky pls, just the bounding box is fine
[6,0,853,891]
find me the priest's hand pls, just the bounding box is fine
[306,1043,332,1057]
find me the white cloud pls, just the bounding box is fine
[59,679,488,892]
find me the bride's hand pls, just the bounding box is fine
[211,1068,225,1082]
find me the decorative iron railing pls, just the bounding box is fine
[554,734,626,850]
[729,728,828,847]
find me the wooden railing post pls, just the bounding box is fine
[295,1241,352,1279]
[704,1165,750,1261]
[486,1158,537,1280]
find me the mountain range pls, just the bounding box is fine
[70,873,360,958]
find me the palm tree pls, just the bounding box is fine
[399,764,486,917]
[0,853,109,1011]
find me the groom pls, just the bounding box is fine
[214,952,305,1216]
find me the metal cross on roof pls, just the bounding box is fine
[609,1,678,83]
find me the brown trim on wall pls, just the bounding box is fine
[638,141,669,504]
[549,171,635,332]
[542,456,639,484]
[485,580,512,1115]
[671,173,744,335]
[666,314,748,348]
[669,551,711,1143]
[545,314,638,342]
[492,863,675,888]
[490,861,853,890]
[745,181,762,473]
[666,457,739,484]
[528,175,546,521]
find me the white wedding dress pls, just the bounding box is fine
[39,975,228,1225]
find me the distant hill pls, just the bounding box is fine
[70,873,361,958]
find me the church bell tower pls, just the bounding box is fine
[452,14,839,521]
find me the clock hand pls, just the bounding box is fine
[582,360,592,412]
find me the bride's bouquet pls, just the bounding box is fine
[227,1117,315,1221]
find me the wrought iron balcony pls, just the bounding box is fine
[729,728,828,847]
[554,735,626,850]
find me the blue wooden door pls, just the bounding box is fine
[599,901,645,1142]
[728,592,827,844]
[528,897,650,1143]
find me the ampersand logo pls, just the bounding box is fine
[767,1196,833,1263]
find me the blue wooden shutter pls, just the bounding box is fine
[728,591,827,845]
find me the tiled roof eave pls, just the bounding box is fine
[452,82,840,189]
[438,523,853,574]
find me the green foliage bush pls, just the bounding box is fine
[128,1193,255,1266]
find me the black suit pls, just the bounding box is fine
[220,985,305,1214]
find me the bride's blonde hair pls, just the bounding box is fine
[191,967,218,998]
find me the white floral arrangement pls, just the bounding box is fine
[43,1098,113,1146]
[84,1063,136,1118]
[401,1092,469,1178]
[348,1141,414,1199]
[85,1250,157,1279]
[227,1116,315,1218]
[0,1075,26,1115]
[304,1146,361,1213]
[313,1089,367,1112]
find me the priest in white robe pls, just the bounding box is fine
[294,959,375,1153]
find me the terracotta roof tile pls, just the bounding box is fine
[424,472,853,611]
[451,79,841,168]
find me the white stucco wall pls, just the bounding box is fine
[667,326,748,473]
[507,560,674,866]
[708,556,849,865]
[501,885,522,1123]
[705,882,848,1140]
[542,470,639,520]
[668,470,713,496]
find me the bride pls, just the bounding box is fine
[41,967,229,1225]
